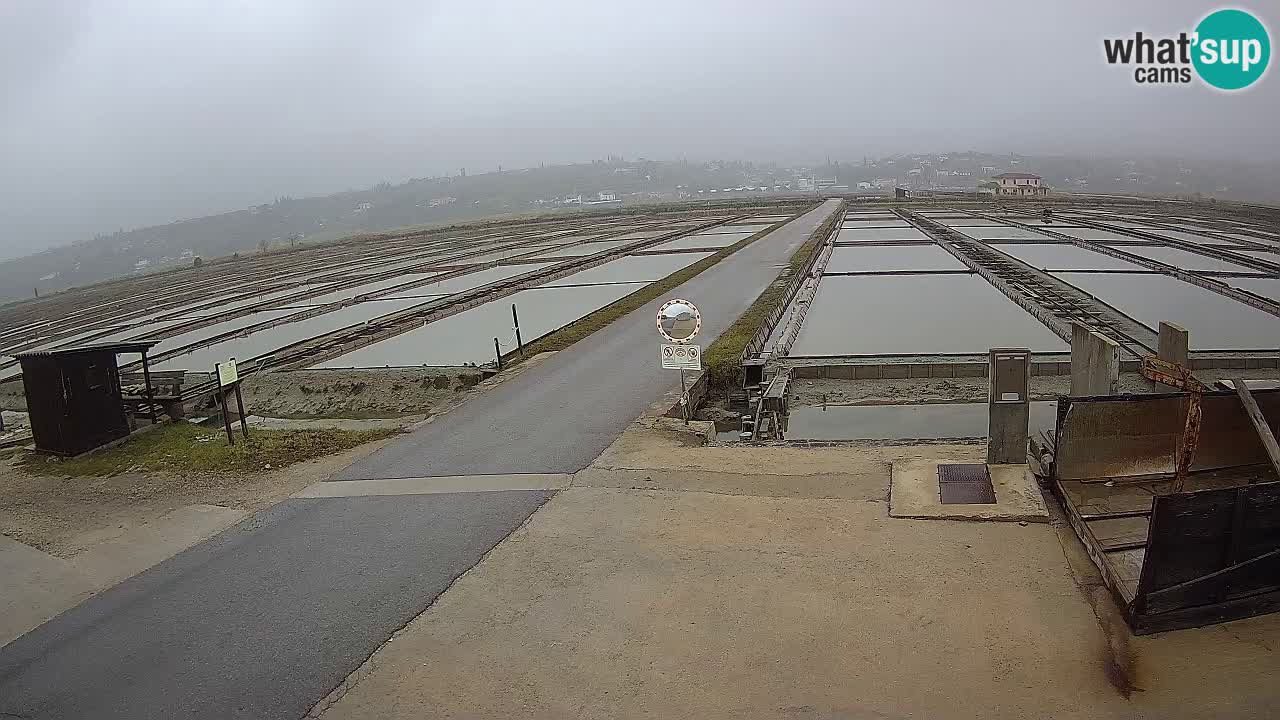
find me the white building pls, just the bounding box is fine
[993,172,1049,197]
[597,190,617,202]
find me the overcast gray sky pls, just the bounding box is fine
[2,1,1277,259]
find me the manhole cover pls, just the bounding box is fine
[938,463,996,504]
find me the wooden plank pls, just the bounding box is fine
[1232,378,1280,483]
[1088,516,1151,549]
[1081,508,1152,521]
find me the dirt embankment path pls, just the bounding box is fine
[239,367,485,419]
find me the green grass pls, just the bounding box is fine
[701,200,847,394]
[509,208,818,360]
[17,421,400,477]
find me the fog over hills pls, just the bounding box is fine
[2,1,1277,300]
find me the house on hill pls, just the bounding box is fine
[993,172,1049,197]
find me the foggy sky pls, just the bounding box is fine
[2,1,1277,260]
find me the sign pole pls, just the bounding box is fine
[512,303,524,358]
[214,358,241,445]
[679,368,689,424]
[234,382,249,439]
[218,389,234,445]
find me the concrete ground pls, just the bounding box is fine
[0,203,846,720]
[315,423,1280,720]
[889,460,1048,522]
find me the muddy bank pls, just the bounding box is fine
[0,378,24,411]
[239,367,486,419]
[788,368,1280,406]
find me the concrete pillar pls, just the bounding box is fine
[1157,321,1190,367]
[1070,323,1120,396]
[988,348,1031,465]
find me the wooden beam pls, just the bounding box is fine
[1232,378,1280,482]
[1081,508,1153,521]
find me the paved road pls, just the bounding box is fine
[339,199,841,479]
[0,200,840,720]
[0,492,554,720]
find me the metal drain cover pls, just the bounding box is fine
[938,463,996,504]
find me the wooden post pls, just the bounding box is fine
[218,389,235,445]
[512,303,524,358]
[494,337,503,369]
[140,349,158,423]
[1158,322,1190,368]
[1232,378,1280,482]
[234,382,249,439]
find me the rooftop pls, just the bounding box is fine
[12,341,160,360]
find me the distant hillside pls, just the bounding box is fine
[4,152,1275,304]
[0,159,784,303]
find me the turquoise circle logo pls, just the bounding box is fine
[1192,9,1270,90]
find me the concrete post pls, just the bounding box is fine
[1070,323,1120,396]
[1157,321,1190,367]
[988,348,1031,465]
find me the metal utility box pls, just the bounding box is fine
[741,358,767,389]
[13,342,159,457]
[988,347,1031,464]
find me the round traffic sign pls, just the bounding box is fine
[656,298,701,343]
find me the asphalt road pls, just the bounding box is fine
[0,492,554,719]
[0,199,840,719]
[338,198,842,479]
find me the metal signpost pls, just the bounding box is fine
[656,298,702,423]
[213,357,249,445]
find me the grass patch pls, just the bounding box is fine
[510,206,819,359]
[702,200,847,394]
[17,421,400,477]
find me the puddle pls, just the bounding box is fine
[144,308,302,357]
[530,238,646,260]
[1055,272,1280,350]
[311,281,646,368]
[986,243,1143,271]
[1100,244,1259,273]
[650,233,745,250]
[272,272,446,307]
[824,245,965,273]
[380,264,546,300]
[1229,277,1280,303]
[791,274,1067,356]
[837,228,927,242]
[541,252,713,286]
[779,401,1059,441]
[957,226,1056,241]
[153,296,440,371]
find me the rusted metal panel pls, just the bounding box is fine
[1053,389,1280,481]
[1140,355,1208,392]
[1052,389,1280,632]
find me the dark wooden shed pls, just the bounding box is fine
[13,341,159,457]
